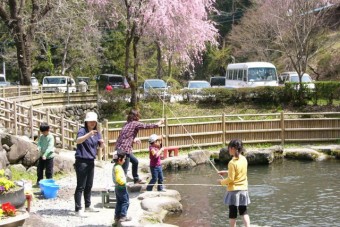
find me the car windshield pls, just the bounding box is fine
[108,76,123,83]
[210,77,225,86]
[43,77,66,84]
[290,75,312,83]
[145,80,166,89]
[248,68,277,81]
[0,77,5,82]
[188,81,210,89]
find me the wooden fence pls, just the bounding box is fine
[0,98,109,161]
[104,112,340,155]
[1,96,340,159]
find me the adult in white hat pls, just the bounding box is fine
[115,109,164,184]
[74,111,105,217]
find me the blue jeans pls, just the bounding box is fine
[122,153,140,182]
[146,166,164,191]
[115,187,129,218]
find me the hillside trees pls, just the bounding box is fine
[89,0,218,107]
[0,0,53,85]
[38,0,102,77]
[229,0,334,102]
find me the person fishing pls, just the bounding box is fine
[218,139,251,227]
[115,109,164,184]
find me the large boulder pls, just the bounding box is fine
[246,146,284,165]
[141,196,182,213]
[162,157,196,170]
[218,147,232,163]
[284,148,325,161]
[138,190,181,202]
[53,151,75,174]
[1,134,38,165]
[0,139,9,170]
[188,150,212,165]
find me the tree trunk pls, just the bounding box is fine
[125,31,134,107]
[13,24,31,85]
[167,56,173,78]
[131,35,140,108]
[156,41,162,79]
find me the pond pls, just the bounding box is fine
[164,159,340,227]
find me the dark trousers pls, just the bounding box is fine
[74,159,94,211]
[122,153,139,182]
[146,166,164,191]
[115,187,129,218]
[37,157,54,184]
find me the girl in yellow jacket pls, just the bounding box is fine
[218,139,251,227]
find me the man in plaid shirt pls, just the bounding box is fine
[115,109,164,184]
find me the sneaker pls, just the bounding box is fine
[75,210,87,217]
[119,216,132,222]
[134,179,146,184]
[85,207,100,212]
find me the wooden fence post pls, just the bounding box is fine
[46,109,50,125]
[222,113,226,146]
[13,101,17,136]
[104,119,109,161]
[4,101,10,128]
[165,116,169,147]
[97,122,103,162]
[281,111,285,146]
[60,116,65,149]
[29,106,34,140]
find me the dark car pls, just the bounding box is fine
[96,74,130,90]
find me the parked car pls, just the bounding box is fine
[42,76,76,93]
[96,74,129,90]
[0,74,10,87]
[210,76,226,88]
[31,76,40,93]
[141,79,171,101]
[183,80,211,101]
[279,72,315,90]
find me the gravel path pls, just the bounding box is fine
[23,161,127,227]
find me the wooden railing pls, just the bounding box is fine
[104,112,340,155]
[0,85,97,107]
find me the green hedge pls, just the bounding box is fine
[178,81,340,106]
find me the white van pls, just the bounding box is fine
[0,74,9,87]
[225,62,278,88]
[42,76,76,93]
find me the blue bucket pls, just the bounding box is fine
[39,179,55,193]
[43,183,60,199]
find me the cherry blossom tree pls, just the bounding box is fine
[88,0,218,107]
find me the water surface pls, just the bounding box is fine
[164,159,340,227]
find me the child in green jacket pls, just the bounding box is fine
[37,123,55,184]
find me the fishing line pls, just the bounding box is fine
[140,76,224,179]
[138,183,224,187]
